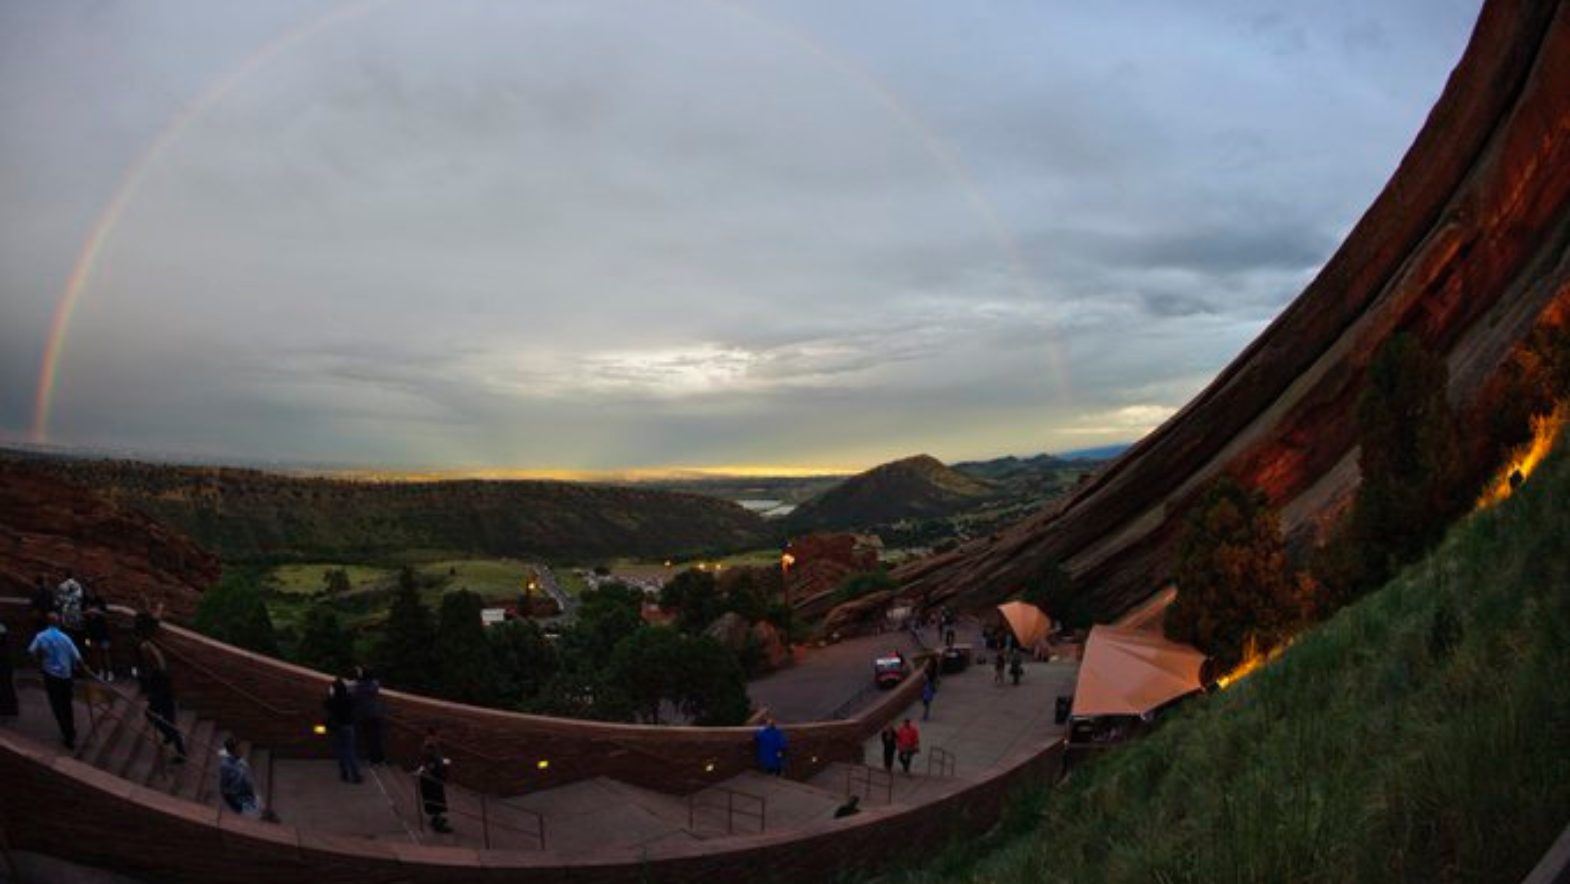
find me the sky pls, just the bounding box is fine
[0,0,1486,474]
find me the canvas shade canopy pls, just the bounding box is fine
[996,601,1053,648]
[1070,625,1207,718]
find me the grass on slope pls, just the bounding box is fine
[893,442,1570,884]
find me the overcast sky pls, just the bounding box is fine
[0,0,1484,473]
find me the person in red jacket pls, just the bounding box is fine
[895,718,920,774]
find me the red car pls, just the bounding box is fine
[874,653,909,689]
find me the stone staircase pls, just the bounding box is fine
[13,674,274,816]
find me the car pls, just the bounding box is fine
[874,652,909,689]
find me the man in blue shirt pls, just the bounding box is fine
[28,612,84,749]
[754,719,787,776]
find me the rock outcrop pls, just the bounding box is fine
[896,0,1570,619]
[0,463,218,619]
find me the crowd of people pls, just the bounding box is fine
[3,575,440,829]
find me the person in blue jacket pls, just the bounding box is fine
[754,718,787,776]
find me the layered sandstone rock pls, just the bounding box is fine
[0,463,217,619]
[896,0,1570,619]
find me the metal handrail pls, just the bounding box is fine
[927,746,956,778]
[406,766,545,850]
[687,784,765,835]
[845,763,894,805]
[158,640,300,718]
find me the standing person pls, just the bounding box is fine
[921,678,936,721]
[324,677,362,784]
[417,728,452,833]
[352,666,385,766]
[134,612,188,763]
[993,649,1007,685]
[28,613,83,749]
[82,587,113,681]
[55,573,85,647]
[895,718,920,775]
[1009,647,1025,686]
[879,725,897,772]
[0,622,18,721]
[754,718,787,776]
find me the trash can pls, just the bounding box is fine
[1055,695,1073,725]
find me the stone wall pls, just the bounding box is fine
[0,598,927,797]
[0,713,1065,884]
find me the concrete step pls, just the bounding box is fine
[80,696,130,769]
[171,718,217,801]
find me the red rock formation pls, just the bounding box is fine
[785,533,883,618]
[0,463,218,619]
[897,0,1570,619]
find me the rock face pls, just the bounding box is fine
[896,0,1570,619]
[784,533,883,619]
[0,463,218,619]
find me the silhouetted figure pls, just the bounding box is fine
[324,677,362,783]
[29,612,83,749]
[834,795,861,818]
[0,622,18,720]
[418,729,452,833]
[134,611,188,763]
[352,666,385,766]
[880,725,897,772]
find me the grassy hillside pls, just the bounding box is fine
[784,454,997,533]
[893,441,1570,883]
[0,454,770,563]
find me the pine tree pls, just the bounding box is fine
[374,571,435,693]
[194,570,280,656]
[296,607,354,676]
[1165,476,1298,668]
[433,590,495,705]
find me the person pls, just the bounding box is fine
[993,648,1007,685]
[82,587,112,681]
[833,794,861,819]
[0,622,18,721]
[324,677,362,783]
[352,666,385,766]
[921,678,936,721]
[55,573,85,646]
[134,611,187,763]
[1009,647,1025,686]
[895,718,920,775]
[28,612,84,749]
[417,728,452,833]
[879,724,897,772]
[219,736,265,818]
[754,718,787,776]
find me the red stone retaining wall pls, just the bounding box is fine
[0,715,1065,884]
[0,598,928,797]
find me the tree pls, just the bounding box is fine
[374,574,435,693]
[1020,559,1089,630]
[488,618,558,706]
[660,568,721,633]
[194,570,280,656]
[672,634,751,726]
[831,569,898,604]
[1165,476,1299,668]
[433,590,496,706]
[603,628,750,725]
[1350,333,1463,587]
[605,627,685,723]
[295,607,354,676]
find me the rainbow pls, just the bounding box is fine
[31,0,1059,445]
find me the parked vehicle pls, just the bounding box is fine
[874,652,909,689]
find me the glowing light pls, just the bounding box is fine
[312,724,327,735]
[536,759,550,771]
[1476,404,1566,510]
[704,761,716,773]
[780,553,796,570]
[1215,636,1290,690]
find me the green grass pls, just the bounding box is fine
[269,563,394,595]
[888,439,1570,884]
[415,558,537,601]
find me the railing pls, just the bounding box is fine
[159,640,300,718]
[405,767,546,851]
[75,673,233,796]
[829,684,880,720]
[844,763,894,805]
[688,785,765,835]
[927,746,956,778]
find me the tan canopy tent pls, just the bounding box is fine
[1070,625,1207,719]
[996,601,1053,648]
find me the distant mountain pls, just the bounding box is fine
[1053,443,1131,461]
[0,451,770,563]
[782,454,997,534]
